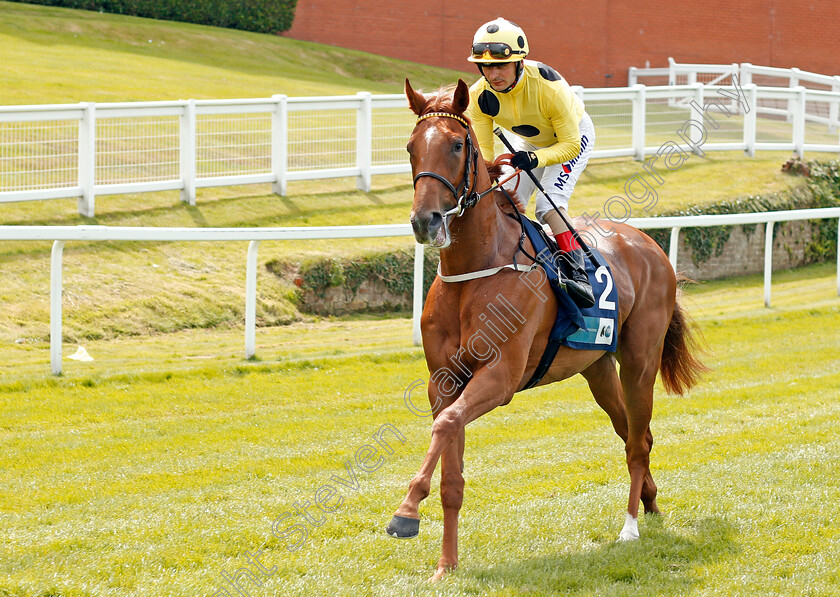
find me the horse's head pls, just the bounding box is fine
[405,79,474,248]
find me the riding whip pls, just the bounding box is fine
[494,127,598,266]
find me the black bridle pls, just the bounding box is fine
[410,110,538,269]
[411,111,488,219]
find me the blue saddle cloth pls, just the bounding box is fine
[519,217,619,389]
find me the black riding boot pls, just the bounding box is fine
[560,248,595,309]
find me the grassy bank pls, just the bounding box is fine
[0,1,471,104]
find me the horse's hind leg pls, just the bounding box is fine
[582,352,659,540]
[582,354,630,441]
[582,355,658,509]
[615,341,663,539]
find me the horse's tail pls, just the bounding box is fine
[659,279,709,395]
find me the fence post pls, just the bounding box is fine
[740,63,753,87]
[690,83,704,149]
[245,240,260,359]
[632,84,646,160]
[272,94,288,197]
[831,76,840,134]
[788,67,800,123]
[628,66,637,86]
[739,63,753,116]
[50,240,65,375]
[413,242,424,346]
[764,221,774,307]
[180,99,196,205]
[729,63,740,112]
[744,84,757,158]
[356,91,372,193]
[668,227,680,272]
[793,86,806,157]
[667,57,677,108]
[78,103,95,217]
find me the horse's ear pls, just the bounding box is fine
[452,79,470,115]
[405,79,428,116]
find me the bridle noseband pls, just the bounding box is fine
[412,112,485,219]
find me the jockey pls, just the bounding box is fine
[465,17,595,309]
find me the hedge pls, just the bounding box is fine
[644,158,840,266]
[266,247,439,312]
[10,0,298,34]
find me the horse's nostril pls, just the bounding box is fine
[411,210,444,243]
[428,212,442,232]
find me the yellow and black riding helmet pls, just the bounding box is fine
[468,18,529,92]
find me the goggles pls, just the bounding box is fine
[471,42,520,61]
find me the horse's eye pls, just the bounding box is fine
[453,141,464,152]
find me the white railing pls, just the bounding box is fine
[630,57,740,87]
[629,207,840,309]
[3,80,840,216]
[0,224,421,375]
[630,57,840,91]
[2,207,839,374]
[0,93,410,216]
[630,58,840,130]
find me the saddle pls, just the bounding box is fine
[517,216,619,390]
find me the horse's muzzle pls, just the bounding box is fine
[410,210,446,246]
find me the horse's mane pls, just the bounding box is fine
[421,84,525,216]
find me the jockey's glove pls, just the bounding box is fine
[510,151,538,171]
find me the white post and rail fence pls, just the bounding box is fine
[2,207,839,375]
[630,58,840,130]
[2,71,839,217]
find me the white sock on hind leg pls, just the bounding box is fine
[619,513,639,541]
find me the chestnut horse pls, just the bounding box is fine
[387,79,706,581]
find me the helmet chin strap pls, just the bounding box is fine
[477,61,524,93]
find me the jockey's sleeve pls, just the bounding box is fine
[531,81,583,168]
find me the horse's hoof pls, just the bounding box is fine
[386,514,420,539]
[429,567,449,583]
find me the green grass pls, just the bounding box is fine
[0,264,838,596]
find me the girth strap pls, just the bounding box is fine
[522,340,562,390]
[436,261,537,283]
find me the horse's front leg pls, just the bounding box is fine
[431,426,465,582]
[386,367,518,579]
[386,381,460,539]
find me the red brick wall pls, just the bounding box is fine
[282,1,840,88]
